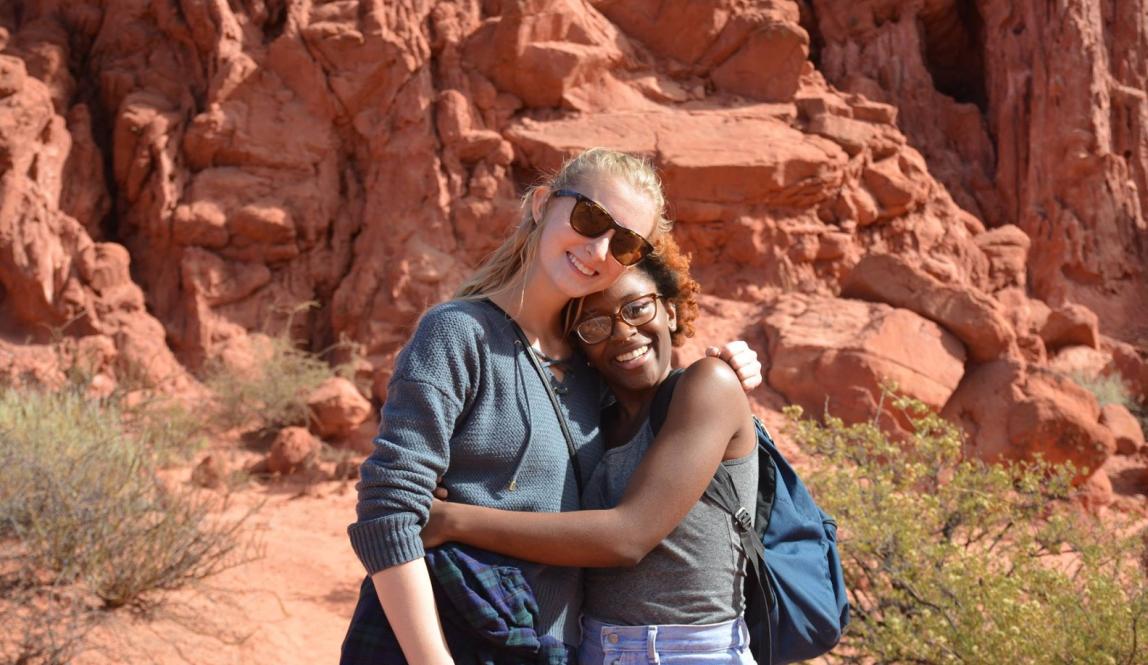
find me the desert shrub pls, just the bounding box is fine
[792,396,1148,664]
[203,335,338,432]
[119,393,208,465]
[1068,369,1137,409]
[0,388,251,610]
[1069,369,1148,439]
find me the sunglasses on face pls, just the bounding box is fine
[573,292,662,345]
[552,189,654,267]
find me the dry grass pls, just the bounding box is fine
[203,334,354,433]
[0,387,257,663]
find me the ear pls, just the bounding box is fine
[665,300,677,332]
[530,186,550,225]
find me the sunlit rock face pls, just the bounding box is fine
[0,0,1144,481]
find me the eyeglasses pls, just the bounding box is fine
[552,189,654,266]
[573,293,662,344]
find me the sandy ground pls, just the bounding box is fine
[76,479,363,665]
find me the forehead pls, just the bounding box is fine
[582,270,656,312]
[576,174,658,239]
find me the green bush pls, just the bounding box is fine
[0,388,251,610]
[791,396,1148,664]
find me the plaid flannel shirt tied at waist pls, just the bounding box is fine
[340,544,570,665]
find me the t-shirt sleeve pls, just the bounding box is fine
[347,304,483,573]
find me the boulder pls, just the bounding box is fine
[1100,404,1146,456]
[307,377,372,440]
[763,293,966,427]
[506,107,849,217]
[841,253,1017,363]
[942,360,1116,482]
[267,426,321,475]
[1040,303,1100,351]
[1076,470,1114,512]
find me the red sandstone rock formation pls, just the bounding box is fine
[763,292,967,427]
[1,0,1145,491]
[810,0,1148,340]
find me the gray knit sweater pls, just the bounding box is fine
[348,299,604,645]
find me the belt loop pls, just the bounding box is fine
[647,625,660,664]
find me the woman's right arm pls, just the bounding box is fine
[371,561,452,663]
[348,306,483,664]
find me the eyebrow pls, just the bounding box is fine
[581,293,649,316]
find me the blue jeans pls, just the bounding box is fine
[578,616,757,665]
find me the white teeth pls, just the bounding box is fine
[568,252,595,277]
[614,345,649,363]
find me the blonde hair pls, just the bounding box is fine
[455,148,671,300]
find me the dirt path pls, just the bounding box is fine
[78,480,363,665]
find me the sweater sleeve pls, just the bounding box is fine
[347,304,483,573]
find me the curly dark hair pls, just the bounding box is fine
[636,234,699,346]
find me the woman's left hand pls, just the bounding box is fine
[706,341,762,392]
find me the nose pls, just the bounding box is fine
[609,315,637,341]
[586,231,613,264]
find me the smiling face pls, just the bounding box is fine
[532,174,659,301]
[575,269,677,395]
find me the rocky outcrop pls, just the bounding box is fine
[0,50,190,392]
[942,360,1116,483]
[1,1,1144,496]
[809,0,1148,340]
[841,253,1016,363]
[762,293,966,427]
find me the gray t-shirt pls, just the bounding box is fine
[348,299,605,644]
[582,421,759,626]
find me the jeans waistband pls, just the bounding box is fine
[581,615,750,652]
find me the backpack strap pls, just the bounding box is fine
[704,462,775,664]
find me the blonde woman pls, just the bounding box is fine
[343,149,761,664]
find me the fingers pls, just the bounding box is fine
[708,341,762,391]
[720,340,750,360]
[737,363,763,392]
[724,342,761,392]
[433,476,449,500]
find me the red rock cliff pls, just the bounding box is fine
[1,0,1145,495]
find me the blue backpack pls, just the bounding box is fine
[651,369,849,664]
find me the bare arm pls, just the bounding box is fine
[350,307,482,664]
[422,358,755,567]
[371,561,453,664]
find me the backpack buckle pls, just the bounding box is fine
[734,507,753,532]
